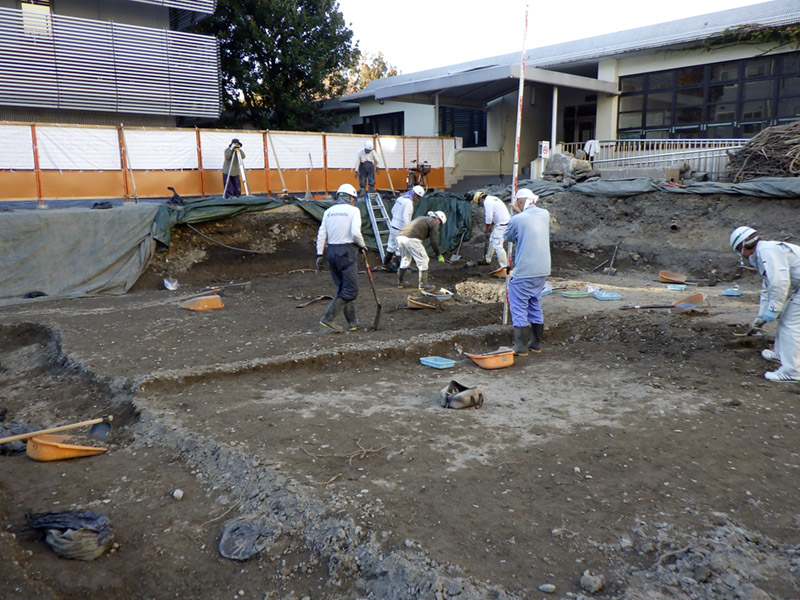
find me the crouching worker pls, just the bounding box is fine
[382,185,425,271]
[504,188,550,356]
[396,211,447,291]
[730,226,800,382]
[315,184,366,332]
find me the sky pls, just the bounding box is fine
[335,0,769,74]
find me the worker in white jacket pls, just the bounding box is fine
[730,226,800,382]
[473,191,510,270]
[382,185,425,271]
[316,183,367,332]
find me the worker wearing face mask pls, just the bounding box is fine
[730,226,800,382]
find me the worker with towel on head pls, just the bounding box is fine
[473,191,510,271]
[730,226,800,382]
[382,185,426,271]
[504,188,551,357]
[354,140,381,198]
[396,211,447,291]
[315,183,367,333]
[222,138,245,198]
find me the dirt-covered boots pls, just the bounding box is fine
[419,270,434,290]
[381,252,396,272]
[343,301,361,331]
[528,323,544,353]
[320,297,344,332]
[512,326,530,356]
[397,268,408,288]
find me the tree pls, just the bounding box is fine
[344,52,399,94]
[195,0,360,131]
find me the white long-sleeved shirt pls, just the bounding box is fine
[316,202,365,255]
[484,195,510,227]
[753,240,800,314]
[355,148,379,170]
[390,192,414,230]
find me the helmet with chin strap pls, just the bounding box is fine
[730,226,758,255]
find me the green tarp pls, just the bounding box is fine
[153,192,473,255]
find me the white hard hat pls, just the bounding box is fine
[515,188,535,200]
[336,183,358,198]
[412,185,425,197]
[434,210,447,225]
[730,226,758,253]
[365,141,374,151]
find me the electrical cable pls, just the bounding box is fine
[185,223,268,254]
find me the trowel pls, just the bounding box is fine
[163,257,178,291]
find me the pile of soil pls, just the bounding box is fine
[0,189,798,600]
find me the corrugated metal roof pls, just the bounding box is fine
[345,0,800,103]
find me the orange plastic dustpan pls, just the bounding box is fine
[180,294,224,311]
[658,270,686,284]
[464,347,515,369]
[26,434,108,462]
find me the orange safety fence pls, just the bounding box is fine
[0,123,455,202]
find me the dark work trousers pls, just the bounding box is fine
[358,162,375,196]
[326,243,359,301]
[223,174,241,198]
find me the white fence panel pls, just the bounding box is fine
[266,132,323,171]
[326,135,370,170]
[124,128,197,170]
[0,124,34,170]
[201,131,265,170]
[38,126,120,170]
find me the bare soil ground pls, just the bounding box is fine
[1,192,799,600]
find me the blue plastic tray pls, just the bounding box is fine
[420,356,455,369]
[667,284,687,291]
[722,288,743,296]
[594,291,622,301]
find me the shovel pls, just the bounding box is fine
[603,239,621,276]
[361,249,382,330]
[448,230,467,263]
[303,153,313,201]
[295,294,332,308]
[658,270,718,287]
[163,257,178,291]
[0,415,113,446]
[619,291,706,313]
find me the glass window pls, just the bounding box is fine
[619,95,643,111]
[677,67,704,87]
[618,129,642,139]
[708,103,736,122]
[648,71,673,90]
[647,92,672,109]
[675,106,703,124]
[674,126,701,139]
[619,112,643,129]
[644,129,670,139]
[676,88,704,105]
[707,84,738,103]
[778,97,800,117]
[645,110,671,127]
[620,76,644,93]
[742,100,770,120]
[743,80,772,100]
[740,121,768,136]
[710,62,738,82]
[707,124,735,138]
[780,76,800,97]
[744,58,774,79]
[781,54,800,75]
